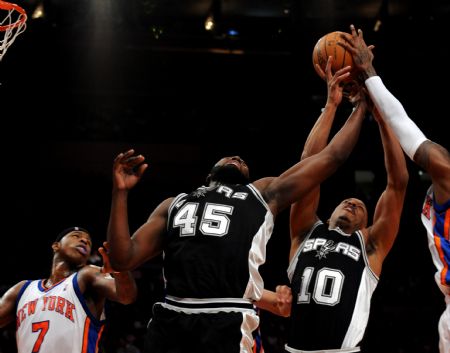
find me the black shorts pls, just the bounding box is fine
[144,303,259,353]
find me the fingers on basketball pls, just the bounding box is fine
[312,31,355,82]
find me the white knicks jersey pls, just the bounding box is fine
[16,272,105,353]
[421,185,450,296]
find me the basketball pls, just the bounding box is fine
[312,31,354,81]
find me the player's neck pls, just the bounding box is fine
[50,260,77,283]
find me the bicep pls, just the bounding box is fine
[83,266,136,305]
[131,215,166,267]
[87,269,118,301]
[265,154,338,214]
[289,188,320,243]
[370,186,406,258]
[0,281,26,327]
[129,198,172,268]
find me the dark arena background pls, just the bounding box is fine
[1,1,449,352]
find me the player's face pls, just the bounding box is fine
[330,198,368,232]
[55,231,92,265]
[208,156,250,185]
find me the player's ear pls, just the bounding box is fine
[52,242,60,253]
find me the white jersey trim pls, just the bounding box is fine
[355,230,379,281]
[165,295,253,305]
[167,193,188,229]
[285,345,360,353]
[244,209,274,301]
[287,220,323,282]
[158,302,256,314]
[246,183,270,212]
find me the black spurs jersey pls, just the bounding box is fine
[286,221,378,351]
[164,183,273,301]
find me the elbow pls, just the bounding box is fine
[119,294,137,305]
[279,310,291,318]
[126,289,138,305]
[334,154,348,166]
[0,317,13,329]
[397,170,409,189]
[324,144,349,166]
[389,171,409,191]
[300,150,311,160]
[326,152,347,169]
[401,172,409,187]
[109,250,135,272]
[110,261,132,272]
[118,287,138,305]
[109,255,134,272]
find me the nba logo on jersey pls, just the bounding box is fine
[422,194,432,220]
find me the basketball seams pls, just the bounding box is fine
[322,35,329,70]
[336,32,346,70]
[312,31,354,81]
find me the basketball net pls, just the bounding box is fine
[0,0,27,61]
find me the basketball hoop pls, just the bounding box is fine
[0,0,27,61]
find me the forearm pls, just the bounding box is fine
[269,105,364,212]
[377,118,409,189]
[365,76,427,160]
[326,102,365,162]
[254,288,291,317]
[112,271,138,305]
[107,190,135,270]
[302,104,338,159]
[254,290,279,315]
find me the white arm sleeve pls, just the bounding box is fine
[365,76,428,160]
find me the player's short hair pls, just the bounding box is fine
[55,226,90,242]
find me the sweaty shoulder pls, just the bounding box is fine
[252,177,279,214]
[0,280,29,328]
[10,280,29,297]
[150,196,176,219]
[252,177,276,198]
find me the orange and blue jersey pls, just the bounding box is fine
[15,273,105,353]
[422,186,450,294]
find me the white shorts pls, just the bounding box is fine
[438,294,450,353]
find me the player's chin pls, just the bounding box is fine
[337,215,351,223]
[70,250,90,263]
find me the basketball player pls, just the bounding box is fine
[0,227,137,353]
[106,86,366,353]
[286,56,409,352]
[341,24,450,353]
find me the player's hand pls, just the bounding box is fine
[112,149,148,191]
[99,241,117,274]
[275,285,292,317]
[323,56,352,108]
[338,24,375,73]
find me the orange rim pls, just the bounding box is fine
[0,1,27,31]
